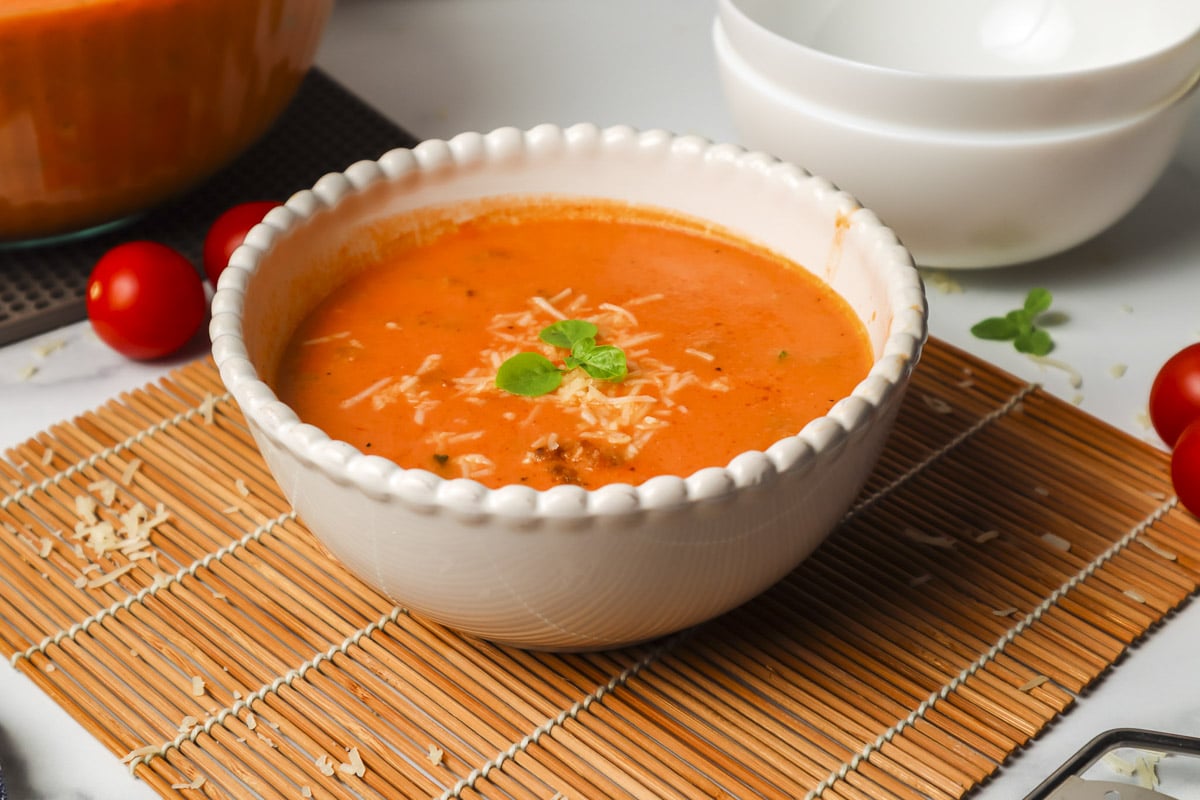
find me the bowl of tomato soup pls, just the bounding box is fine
[0,0,332,243]
[211,124,927,650]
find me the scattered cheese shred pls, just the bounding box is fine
[122,744,160,763]
[1040,532,1071,552]
[17,364,37,381]
[1108,363,1128,379]
[75,494,98,525]
[974,530,999,545]
[340,376,393,410]
[992,607,1019,617]
[1019,675,1049,692]
[198,393,217,424]
[902,528,956,548]
[86,562,138,588]
[304,331,351,345]
[338,747,366,778]
[120,458,143,486]
[1123,589,1147,604]
[1135,754,1162,789]
[315,754,336,776]
[88,477,119,506]
[922,395,953,415]
[1028,354,1083,390]
[33,337,67,358]
[427,744,445,766]
[921,269,963,294]
[40,448,54,466]
[170,776,206,790]
[191,675,206,697]
[1140,539,1177,561]
[235,478,250,497]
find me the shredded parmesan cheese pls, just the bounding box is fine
[1140,539,1177,561]
[33,337,67,358]
[170,776,206,790]
[427,744,445,767]
[1040,532,1071,552]
[88,477,119,506]
[338,747,366,778]
[120,458,143,486]
[1123,589,1146,604]
[316,754,336,776]
[922,395,953,415]
[1019,675,1049,692]
[340,377,393,410]
[122,744,160,763]
[191,675,206,697]
[902,528,956,548]
[198,393,217,424]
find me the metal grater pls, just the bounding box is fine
[0,69,419,347]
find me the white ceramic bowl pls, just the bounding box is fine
[719,0,1200,132]
[211,124,927,650]
[715,0,1200,268]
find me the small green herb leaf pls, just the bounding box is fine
[495,352,563,396]
[540,319,597,350]
[970,288,1057,355]
[579,345,627,382]
[1014,328,1054,356]
[1023,287,1052,315]
[970,316,1020,340]
[496,318,629,396]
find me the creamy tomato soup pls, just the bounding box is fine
[273,200,873,490]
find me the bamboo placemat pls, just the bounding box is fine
[2,338,1197,799]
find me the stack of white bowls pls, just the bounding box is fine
[715,0,1200,268]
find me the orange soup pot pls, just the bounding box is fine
[0,0,332,242]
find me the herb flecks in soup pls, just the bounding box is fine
[274,201,873,490]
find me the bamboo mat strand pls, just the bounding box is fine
[3,338,1199,800]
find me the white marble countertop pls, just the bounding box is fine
[2,1,1200,797]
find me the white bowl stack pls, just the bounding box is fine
[715,0,1200,268]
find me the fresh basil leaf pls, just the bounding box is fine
[495,352,563,396]
[540,319,597,350]
[579,345,627,382]
[970,317,1019,340]
[1014,328,1054,356]
[1024,287,1053,315]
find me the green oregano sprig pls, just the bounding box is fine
[495,319,628,397]
[970,287,1056,356]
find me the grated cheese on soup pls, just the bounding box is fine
[273,200,873,490]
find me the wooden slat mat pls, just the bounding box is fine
[2,338,1198,799]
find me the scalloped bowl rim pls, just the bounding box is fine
[210,123,927,523]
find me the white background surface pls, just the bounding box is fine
[2,1,1200,797]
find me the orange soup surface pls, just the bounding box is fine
[274,201,874,490]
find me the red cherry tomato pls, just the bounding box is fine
[202,200,279,286]
[86,241,207,361]
[1149,342,1200,447]
[1171,419,1200,515]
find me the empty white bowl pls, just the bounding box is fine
[715,0,1200,268]
[210,124,927,650]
